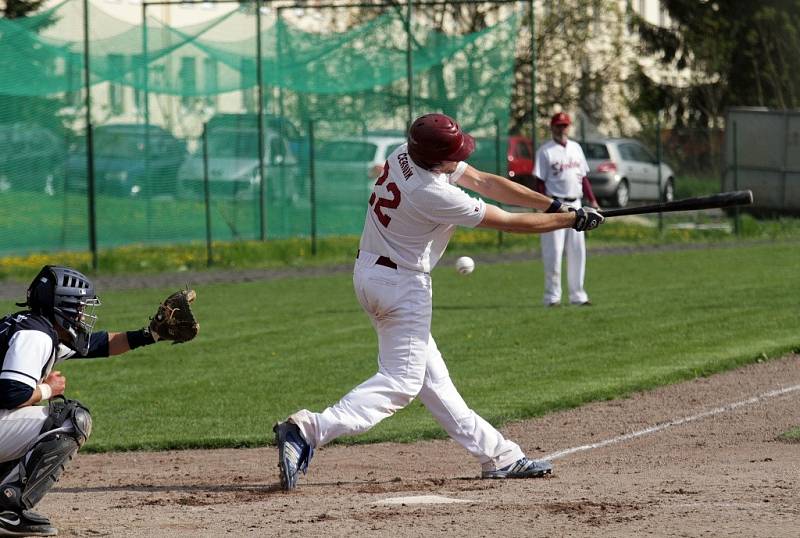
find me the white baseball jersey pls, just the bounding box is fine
[534,139,589,199]
[0,313,66,390]
[358,143,486,273]
[0,312,76,463]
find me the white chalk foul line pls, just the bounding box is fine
[375,495,475,505]
[543,384,800,462]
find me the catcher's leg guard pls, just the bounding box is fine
[0,397,92,512]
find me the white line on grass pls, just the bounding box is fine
[543,384,800,462]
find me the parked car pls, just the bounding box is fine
[580,138,676,208]
[66,124,187,197]
[177,125,300,203]
[0,123,65,194]
[467,135,536,189]
[313,134,406,204]
[206,113,307,162]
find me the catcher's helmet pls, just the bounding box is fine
[19,265,100,355]
[407,113,475,170]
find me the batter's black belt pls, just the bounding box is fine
[552,196,578,202]
[356,250,397,270]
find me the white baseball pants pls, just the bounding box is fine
[289,255,525,472]
[540,200,589,305]
[0,406,49,463]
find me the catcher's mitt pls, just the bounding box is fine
[149,289,199,343]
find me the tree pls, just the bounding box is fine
[3,0,47,19]
[632,0,800,127]
[513,0,630,138]
[0,0,66,130]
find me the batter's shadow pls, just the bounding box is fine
[53,474,491,496]
[434,303,540,311]
[313,304,540,315]
[53,483,284,495]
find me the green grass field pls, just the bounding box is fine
[779,427,800,442]
[1,241,797,453]
[2,214,799,281]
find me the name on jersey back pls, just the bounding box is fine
[397,153,414,180]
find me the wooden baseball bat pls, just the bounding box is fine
[600,190,753,217]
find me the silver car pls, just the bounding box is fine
[313,134,406,205]
[177,126,300,203]
[580,138,675,208]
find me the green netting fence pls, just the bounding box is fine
[0,0,522,257]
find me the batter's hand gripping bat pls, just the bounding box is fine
[599,190,753,217]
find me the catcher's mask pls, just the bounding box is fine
[407,113,475,171]
[18,265,101,356]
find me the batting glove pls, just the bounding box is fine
[572,207,604,231]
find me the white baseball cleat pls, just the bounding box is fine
[481,458,553,479]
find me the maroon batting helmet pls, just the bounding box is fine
[407,113,475,169]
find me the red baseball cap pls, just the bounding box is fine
[550,112,571,126]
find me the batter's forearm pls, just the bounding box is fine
[459,167,553,210]
[478,205,575,233]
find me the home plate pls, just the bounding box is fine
[375,495,475,505]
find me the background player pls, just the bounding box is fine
[0,265,196,536]
[273,113,603,490]
[534,112,600,307]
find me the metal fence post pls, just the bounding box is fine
[202,122,213,266]
[406,0,414,126]
[309,119,317,255]
[733,121,740,235]
[82,0,98,270]
[256,0,267,241]
[142,2,152,242]
[656,115,663,232]
[529,0,537,151]
[495,117,503,247]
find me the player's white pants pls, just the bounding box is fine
[290,256,525,472]
[0,406,49,464]
[540,202,589,305]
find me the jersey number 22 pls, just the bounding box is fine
[369,162,401,227]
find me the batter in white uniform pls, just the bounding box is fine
[535,112,599,306]
[274,113,604,490]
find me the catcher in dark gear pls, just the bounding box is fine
[0,265,198,537]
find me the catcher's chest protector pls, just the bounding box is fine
[0,312,58,379]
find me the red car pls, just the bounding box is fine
[467,135,536,189]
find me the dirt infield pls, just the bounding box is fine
[41,353,799,537]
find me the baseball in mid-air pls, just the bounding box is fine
[455,256,475,275]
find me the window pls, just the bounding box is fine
[618,144,637,161]
[240,59,256,113]
[180,57,197,107]
[580,143,609,160]
[207,128,258,158]
[385,143,404,157]
[514,140,532,159]
[633,143,656,163]
[318,141,378,162]
[108,54,125,115]
[270,137,286,165]
[203,58,218,107]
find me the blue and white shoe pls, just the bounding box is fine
[273,421,314,491]
[481,458,553,479]
[0,509,57,536]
